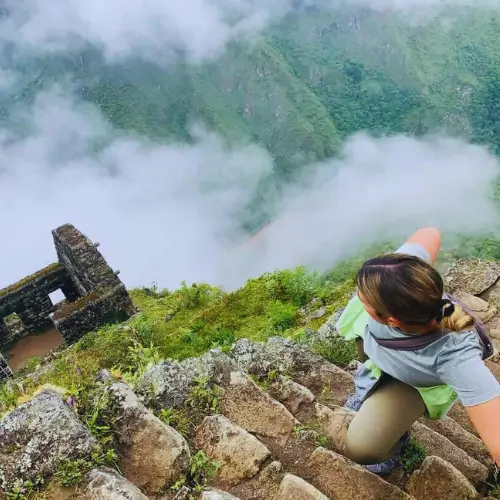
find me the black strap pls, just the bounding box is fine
[372,329,444,351]
[371,293,494,360]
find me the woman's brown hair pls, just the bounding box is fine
[357,253,474,332]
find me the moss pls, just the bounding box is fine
[52,286,112,320]
[0,263,60,299]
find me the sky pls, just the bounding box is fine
[0,0,500,291]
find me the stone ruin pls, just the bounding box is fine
[0,223,136,378]
[2,258,500,499]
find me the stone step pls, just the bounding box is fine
[106,382,190,496]
[230,337,354,407]
[201,488,242,499]
[422,416,493,468]
[409,422,488,487]
[195,415,272,489]
[42,468,150,500]
[306,448,415,500]
[273,474,330,500]
[406,456,478,500]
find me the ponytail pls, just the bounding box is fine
[439,304,475,332]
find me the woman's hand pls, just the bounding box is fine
[405,227,442,265]
[466,396,500,466]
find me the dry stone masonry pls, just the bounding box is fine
[3,257,500,498]
[0,224,136,377]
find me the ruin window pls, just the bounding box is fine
[49,289,65,307]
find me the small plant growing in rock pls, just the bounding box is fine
[312,336,358,367]
[55,448,118,487]
[398,437,426,473]
[5,477,44,500]
[156,377,221,441]
[170,450,221,498]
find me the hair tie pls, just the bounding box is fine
[435,298,455,321]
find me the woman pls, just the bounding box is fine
[337,227,500,475]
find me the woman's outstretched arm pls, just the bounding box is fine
[466,397,500,465]
[404,227,442,264]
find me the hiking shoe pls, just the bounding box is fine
[365,431,410,476]
[344,393,363,412]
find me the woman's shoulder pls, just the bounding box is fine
[437,330,483,360]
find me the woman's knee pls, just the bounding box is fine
[345,427,390,464]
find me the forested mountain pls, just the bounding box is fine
[3,5,500,232]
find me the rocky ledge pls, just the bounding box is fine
[2,258,500,500]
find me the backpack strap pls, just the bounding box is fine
[371,293,495,360]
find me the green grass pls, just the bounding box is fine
[0,265,355,417]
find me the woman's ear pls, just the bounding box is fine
[386,316,402,328]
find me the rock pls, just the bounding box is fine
[229,461,284,500]
[452,292,497,322]
[267,375,316,418]
[317,309,343,339]
[77,468,149,499]
[315,404,353,455]
[107,382,190,495]
[406,456,477,500]
[444,259,500,295]
[273,474,329,500]
[135,349,239,408]
[201,489,241,500]
[218,369,299,447]
[307,448,414,500]
[307,307,327,321]
[231,337,354,407]
[422,417,493,468]
[410,422,488,486]
[0,389,97,490]
[195,415,271,487]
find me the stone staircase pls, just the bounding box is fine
[2,257,500,500]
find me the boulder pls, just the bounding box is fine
[135,349,239,408]
[77,468,149,499]
[107,382,190,495]
[443,259,500,295]
[267,375,316,418]
[195,415,271,487]
[228,461,284,500]
[452,292,497,322]
[0,389,97,490]
[314,404,353,455]
[273,474,330,500]
[406,456,477,500]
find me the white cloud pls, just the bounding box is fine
[2,0,496,64]
[0,89,498,292]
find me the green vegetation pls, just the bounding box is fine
[399,437,427,474]
[169,450,221,498]
[0,266,354,418]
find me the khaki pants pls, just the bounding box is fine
[345,376,426,464]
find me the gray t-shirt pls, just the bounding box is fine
[362,242,500,407]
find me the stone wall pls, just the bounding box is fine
[0,224,136,375]
[54,284,136,344]
[53,224,123,295]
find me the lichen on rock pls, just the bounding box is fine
[0,389,97,491]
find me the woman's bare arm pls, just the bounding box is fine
[466,397,500,465]
[405,227,442,264]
